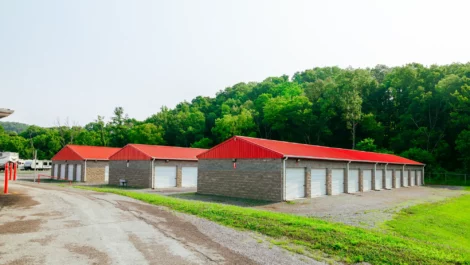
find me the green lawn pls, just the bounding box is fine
[74,186,469,265]
[385,193,470,257]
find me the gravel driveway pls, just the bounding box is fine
[0,180,323,265]
[256,186,469,228]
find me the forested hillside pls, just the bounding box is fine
[0,121,30,134]
[1,63,469,172]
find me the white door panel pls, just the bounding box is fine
[417,171,422,186]
[67,165,74,181]
[395,171,401,188]
[105,165,109,183]
[76,165,82,182]
[60,164,66,179]
[155,166,177,188]
[410,171,416,186]
[311,169,327,197]
[348,169,359,193]
[286,168,305,200]
[403,171,409,187]
[182,167,198,187]
[363,170,372,192]
[386,170,393,189]
[331,169,344,195]
[375,170,383,190]
[54,164,59,178]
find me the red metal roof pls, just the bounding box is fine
[197,136,424,165]
[110,144,207,161]
[52,145,121,161]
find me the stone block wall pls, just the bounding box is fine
[109,160,152,187]
[197,159,283,201]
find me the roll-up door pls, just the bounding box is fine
[363,170,372,192]
[311,169,327,197]
[348,169,359,193]
[155,166,177,188]
[395,170,401,188]
[331,169,345,195]
[403,170,409,187]
[286,168,305,200]
[182,167,198,187]
[375,170,383,190]
[67,165,74,181]
[385,170,393,189]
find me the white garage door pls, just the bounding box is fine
[54,164,59,178]
[105,166,109,183]
[363,170,372,192]
[76,165,82,182]
[417,171,422,186]
[348,169,359,193]
[403,170,409,187]
[410,171,416,186]
[182,167,198,187]
[311,169,327,197]
[68,165,74,181]
[385,170,393,189]
[60,164,66,179]
[331,169,345,195]
[155,166,177,188]
[395,170,401,188]
[286,168,305,200]
[375,170,383,190]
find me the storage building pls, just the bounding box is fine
[108,144,207,188]
[197,136,425,201]
[51,145,120,183]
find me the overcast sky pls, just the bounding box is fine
[1,0,469,127]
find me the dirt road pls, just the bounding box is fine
[0,181,320,265]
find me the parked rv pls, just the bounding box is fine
[24,160,52,170]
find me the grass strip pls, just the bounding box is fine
[75,186,469,265]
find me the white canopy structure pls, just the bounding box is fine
[0,108,14,119]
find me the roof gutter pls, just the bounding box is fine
[283,155,423,166]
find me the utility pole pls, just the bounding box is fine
[33,150,37,182]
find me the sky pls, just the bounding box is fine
[1,0,469,127]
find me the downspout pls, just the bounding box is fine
[422,165,426,186]
[283,157,288,201]
[151,158,156,189]
[374,163,378,190]
[84,160,87,182]
[402,164,405,187]
[385,163,389,189]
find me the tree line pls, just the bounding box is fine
[1,63,469,173]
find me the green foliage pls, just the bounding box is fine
[2,63,470,172]
[75,186,470,264]
[0,121,29,134]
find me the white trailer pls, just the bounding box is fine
[0,152,19,170]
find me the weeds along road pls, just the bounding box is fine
[0,181,321,265]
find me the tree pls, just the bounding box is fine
[212,109,256,141]
[128,124,165,145]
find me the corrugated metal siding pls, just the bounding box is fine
[109,145,151,161]
[52,146,83,161]
[197,137,283,159]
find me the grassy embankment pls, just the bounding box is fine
[74,186,470,265]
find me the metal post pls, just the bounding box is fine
[4,163,9,194]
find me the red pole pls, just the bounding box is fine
[4,163,9,194]
[13,163,17,181]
